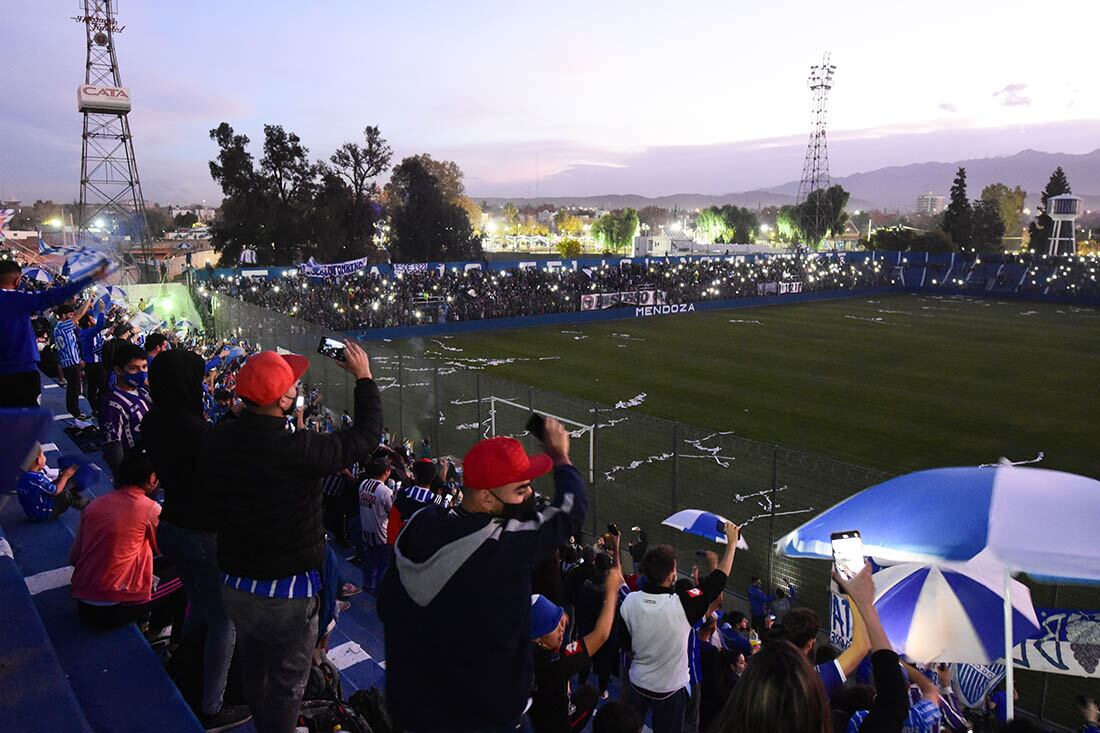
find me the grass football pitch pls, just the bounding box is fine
[397,292,1098,478]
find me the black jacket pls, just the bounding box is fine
[378,464,587,731]
[200,378,382,579]
[142,350,212,531]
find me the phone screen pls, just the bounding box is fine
[295,395,305,410]
[830,530,864,581]
[317,336,347,362]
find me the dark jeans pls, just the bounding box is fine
[61,363,82,415]
[0,370,41,407]
[361,542,391,594]
[49,488,85,519]
[221,584,319,733]
[625,683,690,733]
[157,521,236,716]
[322,490,355,546]
[84,362,107,415]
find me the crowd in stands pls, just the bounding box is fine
[200,256,890,331]
[4,254,1100,733]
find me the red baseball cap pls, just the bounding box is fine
[462,436,553,490]
[235,351,309,406]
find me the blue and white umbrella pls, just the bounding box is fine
[662,509,749,549]
[777,465,1100,720]
[174,319,195,331]
[23,267,54,284]
[776,466,1100,581]
[870,559,1039,664]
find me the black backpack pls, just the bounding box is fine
[304,654,343,702]
[348,688,399,733]
[296,700,371,733]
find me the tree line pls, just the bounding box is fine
[206,122,482,265]
[870,166,1071,253]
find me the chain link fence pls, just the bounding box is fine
[209,293,1097,730]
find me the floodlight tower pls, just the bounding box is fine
[73,0,152,280]
[795,53,836,248]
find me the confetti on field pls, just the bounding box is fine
[431,339,464,352]
[611,332,645,341]
[614,393,647,409]
[1019,310,1039,316]
[604,452,675,482]
[728,319,763,325]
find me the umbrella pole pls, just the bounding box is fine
[1004,567,1014,721]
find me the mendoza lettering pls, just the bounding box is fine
[634,303,696,317]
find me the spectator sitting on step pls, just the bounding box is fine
[17,443,89,521]
[69,450,186,642]
[100,341,151,474]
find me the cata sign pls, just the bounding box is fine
[77,85,132,114]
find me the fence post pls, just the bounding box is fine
[434,360,442,455]
[476,373,482,435]
[398,354,405,442]
[528,385,534,414]
[671,422,680,513]
[591,408,599,538]
[767,446,779,585]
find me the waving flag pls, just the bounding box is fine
[63,246,117,282]
[38,237,64,255]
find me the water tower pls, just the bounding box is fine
[1046,194,1082,255]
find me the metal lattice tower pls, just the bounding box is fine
[74,0,152,280]
[795,53,836,247]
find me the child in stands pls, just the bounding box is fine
[16,443,89,521]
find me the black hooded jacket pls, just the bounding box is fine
[141,349,213,531]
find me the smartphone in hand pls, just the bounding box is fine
[317,336,347,362]
[607,523,620,537]
[830,530,863,581]
[525,412,547,442]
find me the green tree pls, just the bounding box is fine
[1027,166,1071,254]
[500,203,520,235]
[970,199,1006,251]
[694,208,725,243]
[385,155,480,262]
[871,227,955,253]
[980,183,1026,247]
[555,237,582,257]
[208,122,268,265]
[775,205,801,243]
[941,167,972,247]
[798,185,849,247]
[592,208,639,252]
[173,211,199,228]
[328,125,392,253]
[553,209,583,236]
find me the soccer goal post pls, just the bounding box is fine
[488,395,596,483]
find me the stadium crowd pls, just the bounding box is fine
[3,254,1099,733]
[199,256,891,331]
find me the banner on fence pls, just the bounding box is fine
[831,593,1100,679]
[581,290,666,311]
[298,256,373,278]
[756,281,804,296]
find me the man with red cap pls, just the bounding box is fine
[200,342,382,733]
[379,417,587,732]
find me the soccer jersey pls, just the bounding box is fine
[848,698,942,733]
[53,319,80,368]
[359,478,393,545]
[100,386,151,450]
[17,470,60,521]
[818,658,846,698]
[78,312,106,363]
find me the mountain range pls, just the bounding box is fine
[478,148,1100,213]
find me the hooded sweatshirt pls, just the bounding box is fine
[141,349,213,531]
